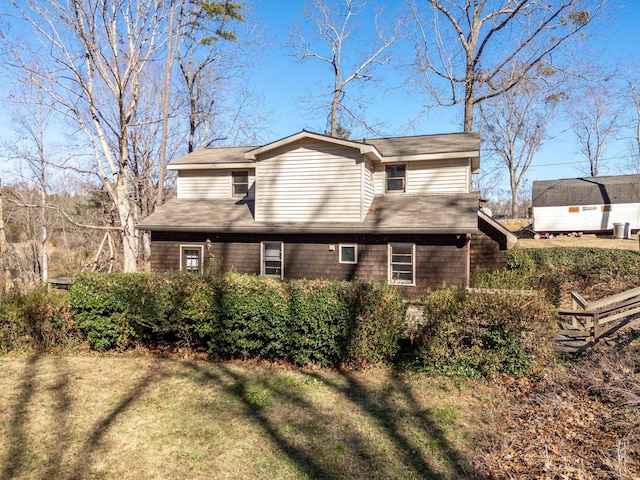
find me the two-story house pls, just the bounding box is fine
[138,131,515,298]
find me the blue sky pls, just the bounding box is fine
[1,0,638,197]
[249,0,640,190]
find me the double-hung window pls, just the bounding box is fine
[232,171,249,196]
[388,243,414,285]
[385,164,406,193]
[262,242,283,278]
[181,246,203,273]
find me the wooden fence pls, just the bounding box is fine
[557,285,640,345]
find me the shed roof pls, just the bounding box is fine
[532,174,640,207]
[138,193,480,234]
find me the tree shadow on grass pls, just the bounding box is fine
[0,356,164,480]
[181,361,481,479]
[1,356,41,480]
[1,356,482,479]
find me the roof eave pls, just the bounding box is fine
[168,162,254,170]
[137,224,478,235]
[244,131,382,160]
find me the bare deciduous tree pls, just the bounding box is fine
[621,73,640,174]
[480,77,560,218]
[568,84,624,177]
[175,0,245,153]
[409,0,604,132]
[2,76,60,283]
[290,0,404,137]
[3,0,170,272]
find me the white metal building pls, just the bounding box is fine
[532,174,640,234]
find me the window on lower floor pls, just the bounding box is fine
[388,243,414,285]
[181,246,203,273]
[339,244,357,264]
[262,242,283,278]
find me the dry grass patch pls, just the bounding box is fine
[516,233,640,251]
[0,356,492,479]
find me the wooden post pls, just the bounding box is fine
[593,312,600,343]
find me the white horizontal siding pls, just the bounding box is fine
[255,140,363,222]
[177,169,255,199]
[533,203,640,232]
[373,159,469,195]
[362,161,374,219]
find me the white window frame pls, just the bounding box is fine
[388,243,415,286]
[232,170,250,196]
[339,244,358,264]
[385,163,407,193]
[180,245,204,273]
[261,242,284,278]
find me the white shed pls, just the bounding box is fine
[532,174,640,233]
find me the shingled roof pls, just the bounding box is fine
[168,130,480,169]
[532,174,640,208]
[138,193,480,234]
[366,132,480,157]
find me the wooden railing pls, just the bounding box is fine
[557,286,640,344]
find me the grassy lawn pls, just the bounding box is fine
[0,356,492,480]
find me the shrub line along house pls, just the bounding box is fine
[138,131,516,298]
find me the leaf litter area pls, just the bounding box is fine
[478,329,640,480]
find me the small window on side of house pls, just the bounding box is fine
[181,246,203,273]
[232,171,249,196]
[385,164,406,193]
[339,244,357,264]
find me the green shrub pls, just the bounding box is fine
[69,272,405,368]
[0,288,75,352]
[208,273,292,360]
[70,272,216,350]
[472,269,533,290]
[70,272,144,350]
[286,280,356,366]
[170,273,217,348]
[515,247,640,285]
[344,282,405,368]
[416,287,556,377]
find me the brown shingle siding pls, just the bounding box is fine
[150,232,469,299]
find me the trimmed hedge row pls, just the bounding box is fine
[69,272,406,367]
[1,261,565,376]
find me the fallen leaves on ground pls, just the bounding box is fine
[477,331,640,480]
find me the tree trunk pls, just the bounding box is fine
[0,179,13,292]
[330,88,340,136]
[115,175,137,272]
[40,179,48,283]
[510,174,519,219]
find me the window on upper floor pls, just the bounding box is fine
[181,245,203,273]
[385,164,406,193]
[388,243,414,285]
[232,171,249,196]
